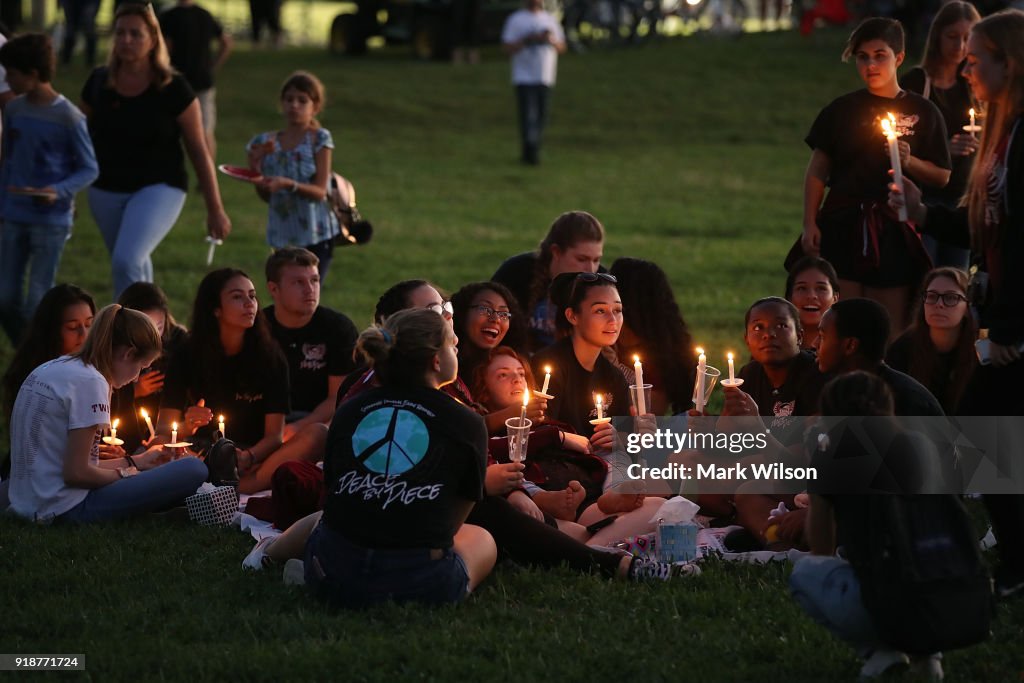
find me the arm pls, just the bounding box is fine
[178,99,231,239]
[52,115,100,200]
[802,149,830,255]
[899,140,951,188]
[63,426,122,488]
[263,144,331,201]
[286,375,344,434]
[246,413,286,466]
[806,493,836,556]
[213,33,234,72]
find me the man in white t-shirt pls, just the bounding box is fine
[501,0,565,165]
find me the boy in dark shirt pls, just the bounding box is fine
[264,248,358,441]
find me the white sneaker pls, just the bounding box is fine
[241,536,275,571]
[283,558,306,586]
[859,649,909,679]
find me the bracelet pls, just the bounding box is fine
[126,454,138,470]
[290,180,299,194]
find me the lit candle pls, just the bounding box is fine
[881,113,908,222]
[171,421,178,445]
[140,408,155,442]
[520,391,529,425]
[218,415,226,439]
[970,107,976,130]
[110,418,119,441]
[595,393,604,420]
[633,355,647,415]
[695,347,707,413]
[727,352,735,383]
[540,366,552,395]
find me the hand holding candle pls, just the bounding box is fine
[103,418,124,446]
[721,351,744,388]
[963,107,981,137]
[590,392,611,425]
[535,365,554,399]
[881,113,908,222]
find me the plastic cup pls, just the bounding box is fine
[692,365,721,408]
[629,383,653,416]
[505,417,532,463]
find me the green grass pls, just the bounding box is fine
[2,32,1023,681]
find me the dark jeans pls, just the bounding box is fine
[305,238,334,287]
[466,495,622,577]
[59,0,99,65]
[515,84,551,164]
[249,0,282,42]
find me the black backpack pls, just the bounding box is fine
[857,494,993,655]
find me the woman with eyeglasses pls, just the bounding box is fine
[450,281,527,386]
[491,210,605,352]
[885,268,977,414]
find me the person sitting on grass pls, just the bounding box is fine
[608,257,695,416]
[304,308,497,607]
[450,280,527,387]
[263,247,358,442]
[885,267,977,415]
[110,282,188,455]
[491,210,605,352]
[784,255,840,353]
[6,304,207,523]
[158,268,323,495]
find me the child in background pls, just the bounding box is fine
[0,33,98,345]
[247,71,340,282]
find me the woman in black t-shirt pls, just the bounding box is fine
[902,2,981,269]
[311,308,496,608]
[80,3,230,298]
[802,17,951,333]
[159,268,322,495]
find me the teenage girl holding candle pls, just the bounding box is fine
[801,17,951,333]
[889,9,1024,599]
[7,304,207,523]
[159,268,321,494]
[247,71,340,282]
[901,1,981,269]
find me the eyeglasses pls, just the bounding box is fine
[426,301,454,320]
[923,291,968,307]
[470,305,512,322]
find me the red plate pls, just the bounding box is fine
[7,186,57,199]
[218,164,263,183]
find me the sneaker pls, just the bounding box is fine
[858,649,909,679]
[627,557,701,581]
[283,558,306,586]
[242,536,276,571]
[205,439,239,487]
[910,653,944,681]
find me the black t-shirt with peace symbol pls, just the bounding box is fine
[806,88,951,203]
[323,385,488,550]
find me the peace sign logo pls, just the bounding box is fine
[351,407,430,476]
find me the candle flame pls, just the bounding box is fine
[881,116,894,137]
[139,408,149,418]
[970,107,975,117]
[595,393,603,406]
[544,366,551,374]
[696,346,704,355]
[633,355,640,363]
[218,415,225,422]
[523,391,530,407]
[727,352,734,360]
[112,418,120,429]
[172,421,177,430]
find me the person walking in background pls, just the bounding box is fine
[249,0,283,47]
[81,3,230,298]
[0,33,98,345]
[501,0,565,166]
[58,0,101,66]
[160,0,233,161]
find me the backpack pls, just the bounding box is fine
[329,172,373,246]
[857,494,993,654]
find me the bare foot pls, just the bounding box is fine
[533,481,586,521]
[597,491,645,515]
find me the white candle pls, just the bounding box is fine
[205,236,222,267]
[695,347,707,413]
[140,408,155,442]
[595,393,604,420]
[171,422,178,444]
[633,355,647,415]
[110,418,119,441]
[520,391,529,425]
[970,107,976,133]
[218,415,226,439]
[882,113,908,222]
[727,352,735,383]
[540,366,551,395]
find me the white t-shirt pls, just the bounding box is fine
[8,356,110,522]
[501,9,564,86]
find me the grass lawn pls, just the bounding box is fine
[1,30,1023,681]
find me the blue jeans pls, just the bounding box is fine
[516,84,551,164]
[922,234,970,271]
[789,554,879,657]
[0,220,70,345]
[304,521,470,609]
[88,184,187,298]
[60,458,208,523]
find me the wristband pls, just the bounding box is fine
[290,180,299,193]
[126,454,138,470]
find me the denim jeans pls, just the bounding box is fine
[88,184,187,298]
[516,84,551,164]
[59,457,208,523]
[0,220,70,345]
[922,234,970,271]
[789,554,879,657]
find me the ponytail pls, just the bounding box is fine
[356,308,449,386]
[75,304,162,381]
